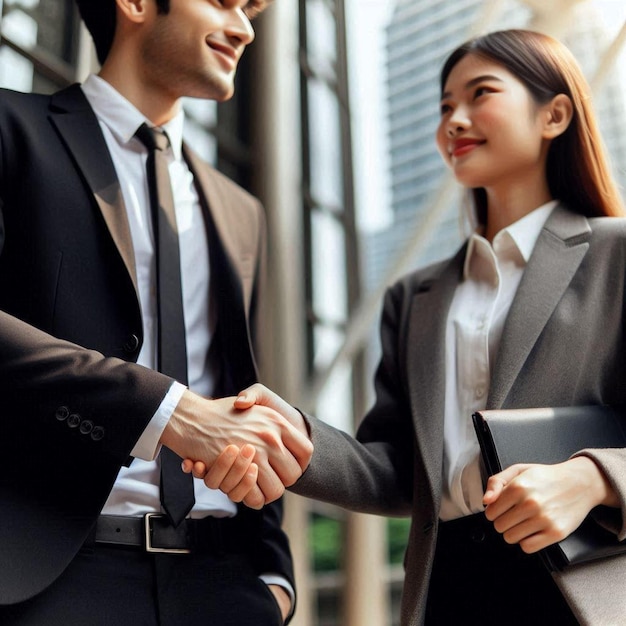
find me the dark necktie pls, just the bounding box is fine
[135,123,195,526]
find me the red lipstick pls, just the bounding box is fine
[451,138,484,158]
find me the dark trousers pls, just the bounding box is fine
[0,543,283,625]
[425,513,579,625]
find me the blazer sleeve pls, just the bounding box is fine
[573,449,626,541]
[290,282,415,516]
[0,309,173,463]
[569,225,626,541]
[0,309,174,604]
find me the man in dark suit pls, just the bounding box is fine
[0,0,311,623]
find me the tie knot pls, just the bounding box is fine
[135,123,170,152]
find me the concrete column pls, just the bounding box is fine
[250,5,314,626]
[343,512,390,626]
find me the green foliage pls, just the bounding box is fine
[309,514,411,572]
[310,513,342,572]
[387,517,411,564]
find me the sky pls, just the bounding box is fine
[595,0,626,32]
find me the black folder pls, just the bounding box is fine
[472,405,626,570]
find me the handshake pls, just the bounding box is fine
[161,384,312,509]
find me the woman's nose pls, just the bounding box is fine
[446,110,469,137]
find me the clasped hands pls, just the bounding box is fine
[161,384,310,509]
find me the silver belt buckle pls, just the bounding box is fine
[144,513,191,554]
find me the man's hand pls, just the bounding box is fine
[182,384,312,508]
[268,585,292,623]
[484,457,618,553]
[161,390,312,504]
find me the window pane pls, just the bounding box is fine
[308,78,344,209]
[311,209,348,324]
[1,0,79,91]
[306,0,337,78]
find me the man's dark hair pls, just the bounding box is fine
[75,0,170,66]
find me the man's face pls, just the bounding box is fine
[140,0,256,102]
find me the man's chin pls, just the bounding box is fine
[213,89,235,103]
[196,80,235,103]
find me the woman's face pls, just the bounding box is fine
[436,53,551,192]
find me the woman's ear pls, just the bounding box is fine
[542,93,574,140]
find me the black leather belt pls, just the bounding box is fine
[94,513,245,555]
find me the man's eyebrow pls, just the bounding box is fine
[441,74,504,100]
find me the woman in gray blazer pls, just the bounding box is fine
[196,29,626,625]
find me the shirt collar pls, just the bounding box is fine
[81,74,185,160]
[463,200,558,280]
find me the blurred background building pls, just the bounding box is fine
[1,1,625,624]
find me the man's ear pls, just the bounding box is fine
[542,93,574,140]
[116,0,149,24]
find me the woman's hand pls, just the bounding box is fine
[182,444,266,509]
[483,456,618,553]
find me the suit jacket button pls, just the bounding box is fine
[79,420,94,435]
[91,426,105,441]
[55,406,70,421]
[67,413,81,429]
[123,334,140,353]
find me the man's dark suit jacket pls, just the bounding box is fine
[0,85,293,605]
[292,206,626,624]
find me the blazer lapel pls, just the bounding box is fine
[48,85,138,297]
[407,247,465,509]
[182,146,254,312]
[488,205,591,408]
[183,146,257,386]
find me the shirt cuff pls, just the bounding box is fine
[259,574,295,621]
[130,381,187,461]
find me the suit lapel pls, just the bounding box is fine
[183,145,258,387]
[488,206,591,407]
[407,247,465,509]
[48,85,138,297]
[182,146,253,313]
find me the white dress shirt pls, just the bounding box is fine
[82,74,236,517]
[439,200,557,520]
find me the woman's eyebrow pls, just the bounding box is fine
[441,74,504,100]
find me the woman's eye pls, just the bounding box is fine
[440,103,452,115]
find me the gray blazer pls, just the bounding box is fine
[292,205,626,625]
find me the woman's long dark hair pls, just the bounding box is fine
[441,29,625,221]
